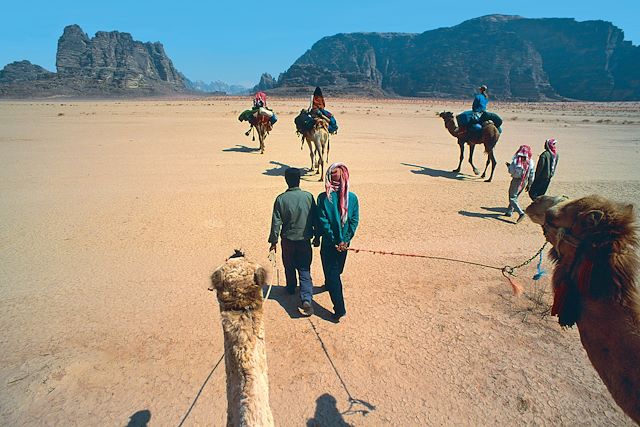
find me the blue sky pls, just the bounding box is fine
[1,0,638,86]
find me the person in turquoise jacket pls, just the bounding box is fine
[317,163,359,322]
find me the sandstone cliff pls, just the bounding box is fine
[274,15,640,101]
[1,25,187,97]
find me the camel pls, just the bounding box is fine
[252,119,271,154]
[525,195,640,423]
[302,119,330,181]
[437,111,500,182]
[209,249,275,427]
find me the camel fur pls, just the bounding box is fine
[254,120,271,154]
[526,195,640,423]
[210,250,275,427]
[302,118,330,181]
[437,111,500,182]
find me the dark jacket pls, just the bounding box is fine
[269,187,318,243]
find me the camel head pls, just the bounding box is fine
[210,249,269,311]
[437,111,454,121]
[526,195,639,326]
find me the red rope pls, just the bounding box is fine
[347,247,525,296]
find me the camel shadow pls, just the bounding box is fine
[263,161,292,176]
[125,410,151,427]
[222,144,260,153]
[458,206,514,224]
[401,163,478,181]
[307,394,352,427]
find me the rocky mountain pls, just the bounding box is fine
[0,25,187,97]
[274,15,640,101]
[252,73,276,92]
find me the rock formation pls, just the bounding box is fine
[273,15,640,101]
[0,24,187,97]
[252,73,276,92]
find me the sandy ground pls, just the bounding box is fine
[1,97,639,426]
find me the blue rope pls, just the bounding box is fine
[532,250,546,281]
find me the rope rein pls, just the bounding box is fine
[347,242,548,296]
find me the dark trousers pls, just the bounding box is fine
[281,238,313,303]
[320,245,348,316]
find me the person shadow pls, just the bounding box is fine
[124,410,151,427]
[458,206,514,224]
[222,144,260,153]
[401,162,477,181]
[307,394,352,427]
[265,285,338,323]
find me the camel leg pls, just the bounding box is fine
[468,144,480,175]
[316,147,323,180]
[259,129,265,154]
[306,138,314,171]
[453,140,464,173]
[481,155,491,179]
[484,151,497,182]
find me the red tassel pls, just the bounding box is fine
[508,277,524,297]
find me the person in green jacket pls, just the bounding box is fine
[528,138,559,200]
[269,168,319,316]
[317,163,359,322]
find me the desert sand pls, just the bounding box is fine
[1,97,639,426]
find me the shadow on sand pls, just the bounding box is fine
[263,161,291,176]
[125,410,151,427]
[401,163,478,181]
[222,144,260,153]
[458,206,515,224]
[265,285,337,323]
[307,394,352,427]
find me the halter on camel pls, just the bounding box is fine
[542,210,613,325]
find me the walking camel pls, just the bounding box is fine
[209,249,275,427]
[526,195,640,423]
[302,118,330,181]
[437,111,500,182]
[252,119,271,154]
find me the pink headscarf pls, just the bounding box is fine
[513,145,533,192]
[545,138,558,174]
[325,163,350,225]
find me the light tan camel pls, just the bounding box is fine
[254,120,271,154]
[526,195,640,423]
[437,111,500,182]
[209,249,275,427]
[302,119,330,181]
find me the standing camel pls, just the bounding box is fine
[526,195,640,423]
[253,118,271,154]
[209,249,275,427]
[437,111,500,182]
[302,119,330,181]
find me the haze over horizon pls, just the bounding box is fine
[2,0,638,87]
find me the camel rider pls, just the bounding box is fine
[309,86,326,112]
[471,85,488,124]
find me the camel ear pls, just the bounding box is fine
[623,204,634,217]
[254,266,268,286]
[583,210,605,228]
[209,269,224,291]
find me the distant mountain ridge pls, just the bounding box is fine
[183,78,251,95]
[271,15,640,101]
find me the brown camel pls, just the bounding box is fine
[526,195,640,423]
[302,118,330,181]
[437,111,500,182]
[254,119,271,154]
[209,249,275,427]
